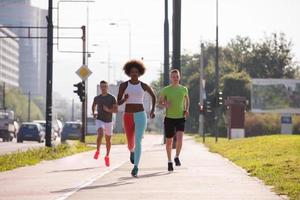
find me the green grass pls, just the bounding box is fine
[195,135,300,200]
[0,142,95,172]
[86,133,127,145]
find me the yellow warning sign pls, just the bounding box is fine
[76,65,92,80]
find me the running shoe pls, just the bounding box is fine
[131,166,138,177]
[168,162,174,172]
[130,151,134,164]
[104,156,110,167]
[174,157,181,166]
[93,150,100,160]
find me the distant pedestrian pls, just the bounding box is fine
[117,60,156,177]
[159,69,189,172]
[92,80,118,167]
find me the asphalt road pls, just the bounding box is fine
[0,137,60,155]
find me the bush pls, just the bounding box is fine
[292,115,300,134]
[245,113,280,136]
[245,113,300,136]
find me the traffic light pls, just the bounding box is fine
[218,91,223,105]
[204,99,213,114]
[73,81,85,102]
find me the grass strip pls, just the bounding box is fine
[195,135,300,200]
[85,133,127,145]
[0,142,94,172]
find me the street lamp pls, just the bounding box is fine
[109,21,132,59]
[215,0,220,143]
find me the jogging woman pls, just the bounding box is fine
[117,60,156,177]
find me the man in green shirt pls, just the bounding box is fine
[159,69,190,172]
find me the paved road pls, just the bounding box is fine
[0,135,283,200]
[0,138,60,155]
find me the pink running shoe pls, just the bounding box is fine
[93,151,100,160]
[104,156,110,167]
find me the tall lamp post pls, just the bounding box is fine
[164,0,170,86]
[172,0,181,71]
[46,0,54,147]
[214,0,220,143]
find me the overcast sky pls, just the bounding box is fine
[32,0,300,112]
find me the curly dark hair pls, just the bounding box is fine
[123,60,146,76]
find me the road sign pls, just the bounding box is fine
[76,65,92,80]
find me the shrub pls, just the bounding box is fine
[245,113,280,136]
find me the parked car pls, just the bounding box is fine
[61,121,82,142]
[17,122,45,143]
[33,120,58,141]
[0,110,18,142]
[87,117,97,135]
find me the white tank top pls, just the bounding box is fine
[124,81,145,104]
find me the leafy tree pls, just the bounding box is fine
[151,32,300,134]
[221,71,251,106]
[5,88,43,122]
[228,33,298,78]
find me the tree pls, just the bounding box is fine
[5,88,43,122]
[221,71,251,108]
[150,33,300,134]
[228,33,298,78]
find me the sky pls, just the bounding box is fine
[31,0,300,113]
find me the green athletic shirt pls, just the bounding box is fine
[160,84,188,119]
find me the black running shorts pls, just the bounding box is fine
[164,117,185,138]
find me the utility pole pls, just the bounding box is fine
[214,0,219,143]
[199,43,205,143]
[71,98,74,121]
[46,0,53,147]
[170,0,181,147]
[28,92,31,122]
[81,25,87,143]
[2,82,6,111]
[172,0,181,71]
[164,0,170,86]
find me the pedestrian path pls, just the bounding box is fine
[68,136,282,200]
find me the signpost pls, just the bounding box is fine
[75,64,92,143]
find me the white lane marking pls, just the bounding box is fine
[55,160,127,200]
[55,142,156,200]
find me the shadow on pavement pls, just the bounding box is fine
[48,167,98,173]
[51,181,133,194]
[80,181,133,190]
[115,167,167,172]
[118,171,170,181]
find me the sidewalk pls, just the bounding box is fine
[68,137,282,200]
[0,135,160,200]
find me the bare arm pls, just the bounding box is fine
[141,82,156,118]
[142,83,156,112]
[103,103,118,113]
[158,95,166,108]
[92,99,97,118]
[117,82,128,105]
[158,90,171,109]
[184,94,190,118]
[103,97,118,113]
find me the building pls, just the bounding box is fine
[0,26,19,87]
[0,0,47,99]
